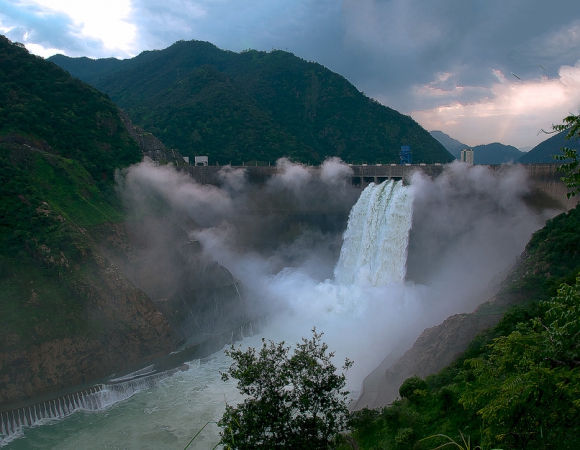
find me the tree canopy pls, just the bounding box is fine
[219,329,353,449]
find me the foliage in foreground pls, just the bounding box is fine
[553,113,580,198]
[461,275,580,448]
[219,329,353,449]
[349,272,580,449]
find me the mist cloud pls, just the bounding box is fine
[115,158,555,394]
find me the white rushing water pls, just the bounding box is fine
[335,180,413,286]
[2,180,415,449]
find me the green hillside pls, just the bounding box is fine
[0,34,142,282]
[472,142,523,164]
[50,40,454,165]
[1,39,141,181]
[0,35,175,404]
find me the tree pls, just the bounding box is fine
[553,113,580,198]
[218,329,353,449]
[460,272,580,449]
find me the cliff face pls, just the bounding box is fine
[118,110,185,164]
[352,311,502,410]
[96,219,251,346]
[352,275,536,410]
[0,133,250,407]
[0,263,174,403]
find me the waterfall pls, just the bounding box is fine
[0,181,415,448]
[334,180,413,286]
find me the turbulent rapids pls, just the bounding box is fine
[1,180,415,449]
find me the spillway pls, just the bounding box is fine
[334,180,413,286]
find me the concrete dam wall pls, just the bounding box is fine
[179,163,578,212]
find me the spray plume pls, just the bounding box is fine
[116,159,552,394]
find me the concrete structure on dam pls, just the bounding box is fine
[178,163,578,211]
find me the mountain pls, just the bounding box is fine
[471,142,524,164]
[0,35,181,404]
[430,131,524,164]
[50,40,454,165]
[430,130,466,159]
[517,129,580,163]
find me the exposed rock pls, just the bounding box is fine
[351,311,502,410]
[96,219,252,345]
[0,259,177,405]
[118,109,185,164]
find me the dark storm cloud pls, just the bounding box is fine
[128,0,343,59]
[336,0,580,109]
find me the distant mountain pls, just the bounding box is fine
[430,131,524,164]
[471,143,524,164]
[50,40,454,165]
[517,130,580,163]
[430,131,466,159]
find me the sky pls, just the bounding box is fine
[1,0,580,149]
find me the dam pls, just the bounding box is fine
[179,162,578,211]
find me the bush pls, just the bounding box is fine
[399,376,429,403]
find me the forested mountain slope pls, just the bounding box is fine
[472,142,523,164]
[0,35,177,404]
[50,40,454,165]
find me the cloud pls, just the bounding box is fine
[117,160,234,228]
[411,61,580,147]
[1,0,87,52]
[128,0,342,55]
[0,0,135,57]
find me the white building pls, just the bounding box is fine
[459,149,474,165]
[194,156,208,166]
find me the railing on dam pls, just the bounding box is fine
[177,162,562,185]
[177,162,447,186]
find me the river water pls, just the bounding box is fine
[2,337,249,449]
